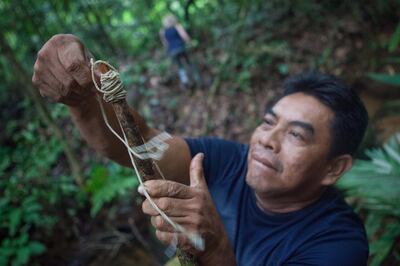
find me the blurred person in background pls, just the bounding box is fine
[160,14,195,89]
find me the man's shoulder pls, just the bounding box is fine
[301,188,367,237]
[185,137,248,185]
[259,188,368,265]
[287,188,369,265]
[185,136,246,150]
[185,137,248,162]
[320,187,365,228]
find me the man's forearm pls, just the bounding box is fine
[67,92,192,184]
[68,94,156,167]
[31,34,192,180]
[199,234,236,266]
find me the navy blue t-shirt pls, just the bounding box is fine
[164,26,185,56]
[186,137,368,266]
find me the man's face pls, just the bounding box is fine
[246,92,334,199]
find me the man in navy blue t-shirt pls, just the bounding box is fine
[33,35,369,265]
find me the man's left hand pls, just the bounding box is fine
[140,153,230,260]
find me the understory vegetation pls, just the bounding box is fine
[1,0,400,265]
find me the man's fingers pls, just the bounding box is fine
[142,180,192,199]
[151,215,201,232]
[190,153,206,188]
[34,80,61,102]
[58,41,93,89]
[41,47,81,96]
[142,197,191,216]
[155,230,178,246]
[33,34,95,105]
[155,230,195,252]
[42,66,69,97]
[151,216,174,232]
[32,58,60,98]
[50,52,94,100]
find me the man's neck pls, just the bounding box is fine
[254,188,326,215]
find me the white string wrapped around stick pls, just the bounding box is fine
[90,59,204,252]
[91,59,126,103]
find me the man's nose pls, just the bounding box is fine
[259,129,281,153]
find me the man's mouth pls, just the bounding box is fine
[251,150,280,172]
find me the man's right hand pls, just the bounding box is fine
[32,34,193,186]
[32,34,96,106]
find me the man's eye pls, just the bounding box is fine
[290,131,303,140]
[263,119,274,125]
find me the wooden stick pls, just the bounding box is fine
[98,63,198,266]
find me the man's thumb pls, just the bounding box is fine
[190,153,206,187]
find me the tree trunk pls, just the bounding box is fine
[0,32,84,187]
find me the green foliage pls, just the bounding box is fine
[368,21,400,85]
[368,73,400,86]
[84,163,139,217]
[338,133,400,266]
[0,196,48,266]
[388,22,400,52]
[0,98,79,265]
[367,45,400,122]
[0,136,57,266]
[1,0,400,264]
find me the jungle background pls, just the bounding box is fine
[1,0,400,265]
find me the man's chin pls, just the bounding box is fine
[245,172,274,192]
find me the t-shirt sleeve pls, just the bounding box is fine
[185,137,247,186]
[284,234,368,266]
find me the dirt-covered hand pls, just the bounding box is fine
[140,153,231,260]
[32,34,96,106]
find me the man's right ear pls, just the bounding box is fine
[321,154,353,186]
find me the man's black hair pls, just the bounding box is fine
[280,71,368,158]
